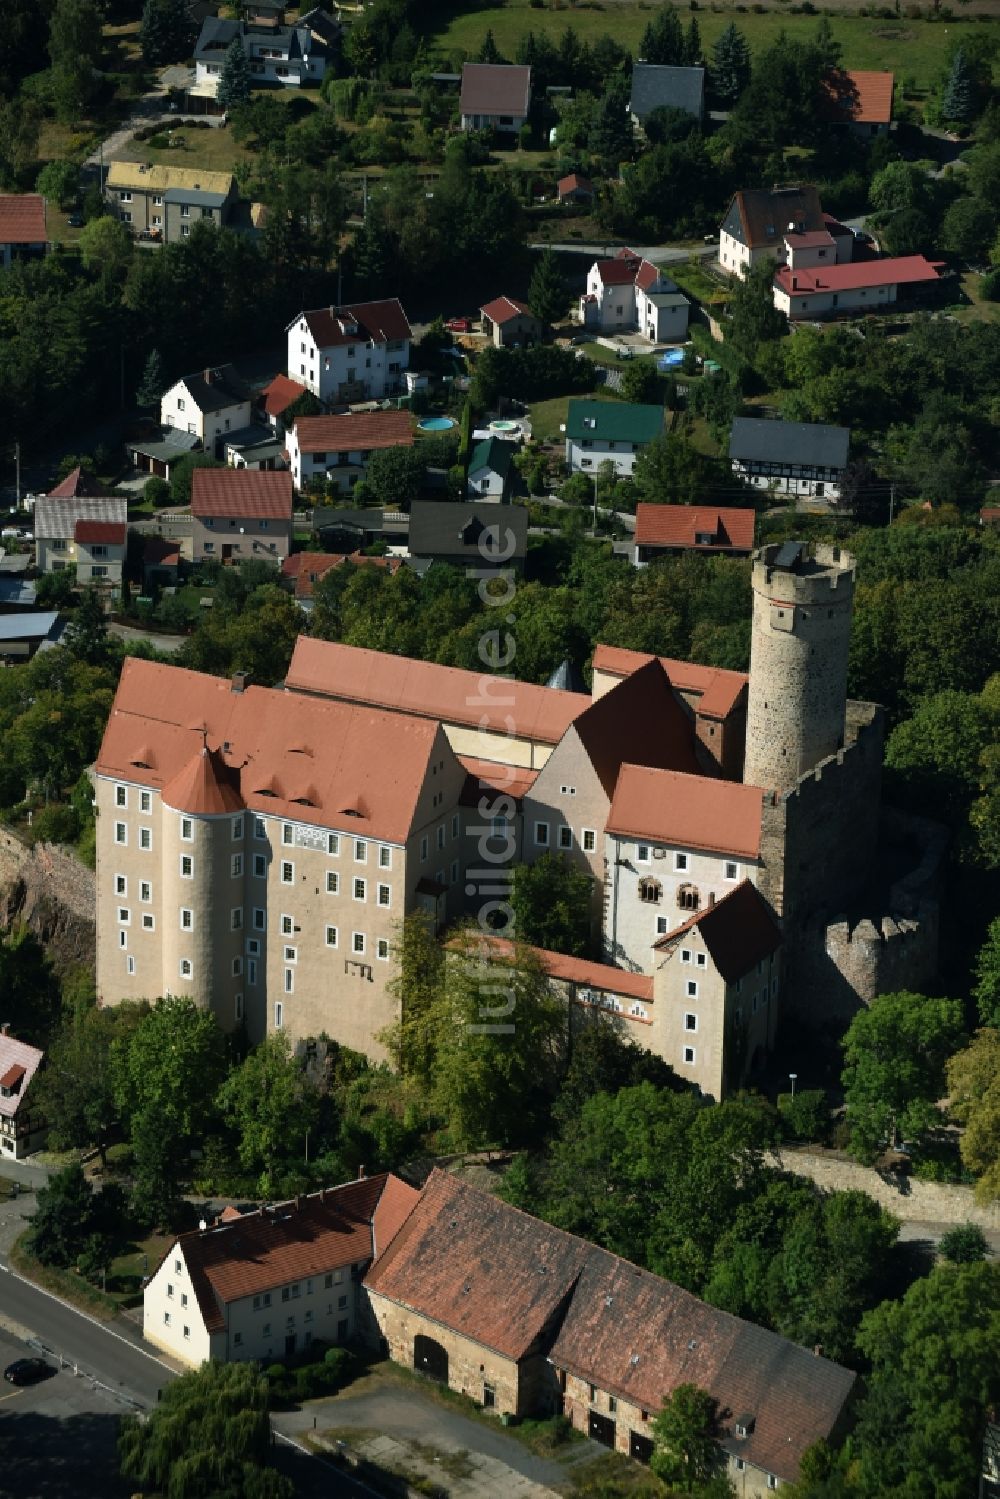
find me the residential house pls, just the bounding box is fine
[223,424,287,472]
[105,163,239,243]
[718,185,828,277]
[259,374,308,434]
[287,300,412,404]
[577,249,689,343]
[729,417,849,502]
[822,69,893,136]
[189,468,293,564]
[0,195,47,270]
[467,436,517,502]
[285,410,414,492]
[0,1031,46,1160]
[0,578,37,611]
[980,506,1000,530]
[161,365,253,456]
[0,613,63,660]
[365,1169,856,1494]
[143,536,182,589]
[311,507,407,553]
[126,426,201,481]
[565,399,664,478]
[408,502,528,572]
[633,504,755,566]
[556,173,593,205]
[629,63,705,128]
[773,254,943,319]
[281,550,401,604]
[48,466,106,500]
[479,296,541,348]
[144,1171,418,1367]
[459,64,532,134]
[193,12,336,97]
[34,496,128,578]
[94,655,474,1054]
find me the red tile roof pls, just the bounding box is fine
[572,658,703,796]
[97,656,447,842]
[480,295,533,326]
[654,879,781,982]
[823,68,894,125]
[634,504,755,552]
[981,507,1000,524]
[776,255,943,299]
[74,520,126,546]
[365,1170,855,1483]
[448,932,654,1002]
[0,1035,42,1119]
[592,644,748,722]
[557,173,593,197]
[48,466,106,499]
[783,230,836,249]
[286,638,589,746]
[292,410,413,456]
[144,536,181,568]
[161,745,244,817]
[261,374,307,419]
[190,468,293,521]
[173,1174,417,1332]
[297,299,412,351]
[281,550,401,598]
[0,194,47,245]
[607,764,763,858]
[456,756,538,804]
[595,253,645,286]
[459,63,532,118]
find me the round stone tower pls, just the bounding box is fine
[744,541,855,793]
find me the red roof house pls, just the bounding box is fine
[0,195,48,267]
[633,504,755,563]
[557,173,594,203]
[189,468,294,564]
[774,254,944,318]
[0,1031,46,1160]
[822,69,894,132]
[479,295,541,346]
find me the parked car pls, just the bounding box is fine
[67,214,84,228]
[4,1358,51,1385]
[445,317,471,333]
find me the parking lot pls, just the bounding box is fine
[0,1324,133,1499]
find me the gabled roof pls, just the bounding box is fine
[459,63,532,118]
[365,1170,855,1484]
[190,468,293,521]
[557,173,593,197]
[144,536,181,568]
[171,364,251,415]
[447,932,654,1003]
[260,374,307,419]
[722,186,824,250]
[572,658,703,798]
[34,496,128,541]
[0,613,60,643]
[630,62,705,121]
[592,644,747,721]
[49,466,107,499]
[608,764,763,858]
[565,400,664,446]
[0,1034,43,1119]
[106,161,234,197]
[170,1174,418,1333]
[822,69,894,126]
[285,636,588,747]
[97,656,448,842]
[480,295,534,326]
[281,550,400,598]
[654,879,782,981]
[635,504,755,552]
[591,250,669,293]
[292,410,413,455]
[74,520,126,546]
[469,436,516,481]
[0,194,47,245]
[293,299,412,350]
[729,416,849,471]
[409,502,528,562]
[775,255,943,299]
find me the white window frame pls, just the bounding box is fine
[354,839,367,863]
[724,860,738,880]
[180,817,194,842]
[284,967,294,994]
[231,854,243,878]
[140,790,152,814]
[179,958,193,979]
[254,816,267,840]
[274,1001,283,1029]
[353,877,366,902]
[377,883,390,908]
[180,854,193,879]
[687,980,698,998]
[327,833,340,855]
[115,874,127,895]
[115,822,127,845]
[281,860,294,885]
[326,871,339,895]
[674,851,688,872]
[139,827,152,851]
[142,913,154,931]
[180,908,193,930]
[582,829,596,852]
[115,784,127,808]
[684,1012,698,1032]
[232,816,244,841]
[636,844,650,863]
[325,925,338,948]
[140,880,151,903]
[683,1046,695,1065]
[558,826,573,850]
[352,932,365,955]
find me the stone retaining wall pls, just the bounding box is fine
[770,1146,1000,1231]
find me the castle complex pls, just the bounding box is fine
[94,542,940,1097]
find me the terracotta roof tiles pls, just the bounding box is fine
[447,933,654,1002]
[572,658,704,797]
[634,504,755,552]
[48,466,107,499]
[190,468,293,521]
[592,644,747,721]
[292,410,413,455]
[260,374,308,419]
[74,520,126,545]
[776,255,943,298]
[607,764,763,858]
[480,295,533,325]
[822,69,894,126]
[654,879,781,981]
[0,194,47,245]
[296,299,412,351]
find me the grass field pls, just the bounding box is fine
[420,3,998,93]
[529,386,617,440]
[115,123,251,175]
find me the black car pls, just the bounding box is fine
[67,214,84,228]
[4,1357,51,1385]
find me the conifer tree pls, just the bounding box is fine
[136,348,166,408]
[529,247,571,329]
[140,0,195,65]
[477,29,502,65]
[711,22,751,104]
[684,16,702,68]
[217,34,251,111]
[942,47,976,124]
[639,7,685,67]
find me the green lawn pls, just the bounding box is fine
[115,123,251,176]
[420,4,995,93]
[529,387,617,442]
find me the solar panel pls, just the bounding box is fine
[774,540,804,570]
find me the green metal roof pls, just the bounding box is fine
[565,400,665,445]
[469,436,516,480]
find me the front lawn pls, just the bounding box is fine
[114,124,250,176]
[529,388,617,444]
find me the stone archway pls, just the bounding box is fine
[414,1333,449,1384]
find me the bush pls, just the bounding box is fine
[31,802,81,845]
[939,1223,989,1263]
[777,1088,829,1143]
[980,269,1000,302]
[144,476,171,507]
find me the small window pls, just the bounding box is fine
[181,1292,188,1308]
[181,817,194,841]
[180,855,193,878]
[326,925,338,948]
[674,852,688,872]
[352,932,365,955]
[179,958,192,979]
[281,861,294,884]
[608,1396,617,1415]
[725,861,738,880]
[167,1283,174,1298]
[119,929,128,949]
[683,1046,695,1064]
[140,827,152,851]
[326,871,339,895]
[284,945,297,964]
[232,957,243,977]
[420,835,428,863]
[127,955,135,975]
[681,949,692,964]
[118,907,130,926]
[140,791,152,814]
[558,826,572,850]
[115,785,127,808]
[115,822,127,845]
[254,817,267,840]
[235,993,244,1021]
[354,839,367,863]
[274,1002,283,1029]
[450,815,459,841]
[180,908,193,930]
[253,908,265,931]
[638,877,661,905]
[687,980,698,998]
[685,1013,697,1032]
[231,854,243,878]
[696,952,707,968]
[582,829,596,852]
[656,916,668,934]
[115,874,127,896]
[231,907,243,931]
[253,854,266,878]
[353,877,366,901]
[284,968,293,994]
[140,880,151,903]
[534,822,549,847]
[183,1326,190,1340]
[767,1480,778,1493]
[163,1311,171,1326]
[282,823,293,846]
[379,844,392,868]
[377,938,389,961]
[142,913,154,931]
[636,844,650,863]
[377,883,390,908]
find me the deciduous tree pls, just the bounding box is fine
[947,1028,1000,1201]
[651,1384,724,1493]
[509,851,594,957]
[218,1034,321,1197]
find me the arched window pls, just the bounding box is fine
[678,884,700,912]
[638,877,662,905]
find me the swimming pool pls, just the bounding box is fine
[418,416,456,432]
[658,349,685,369]
[489,419,520,433]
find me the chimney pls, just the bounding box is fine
[358,1164,366,1180]
[709,892,716,908]
[231,671,247,694]
[791,276,798,290]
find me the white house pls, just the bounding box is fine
[459,64,532,134]
[287,300,412,404]
[34,496,128,580]
[773,254,943,320]
[0,1031,46,1160]
[193,13,337,97]
[285,410,414,491]
[143,1173,419,1368]
[161,366,253,456]
[467,435,516,502]
[718,186,829,277]
[564,399,665,479]
[577,249,689,343]
[729,417,850,502]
